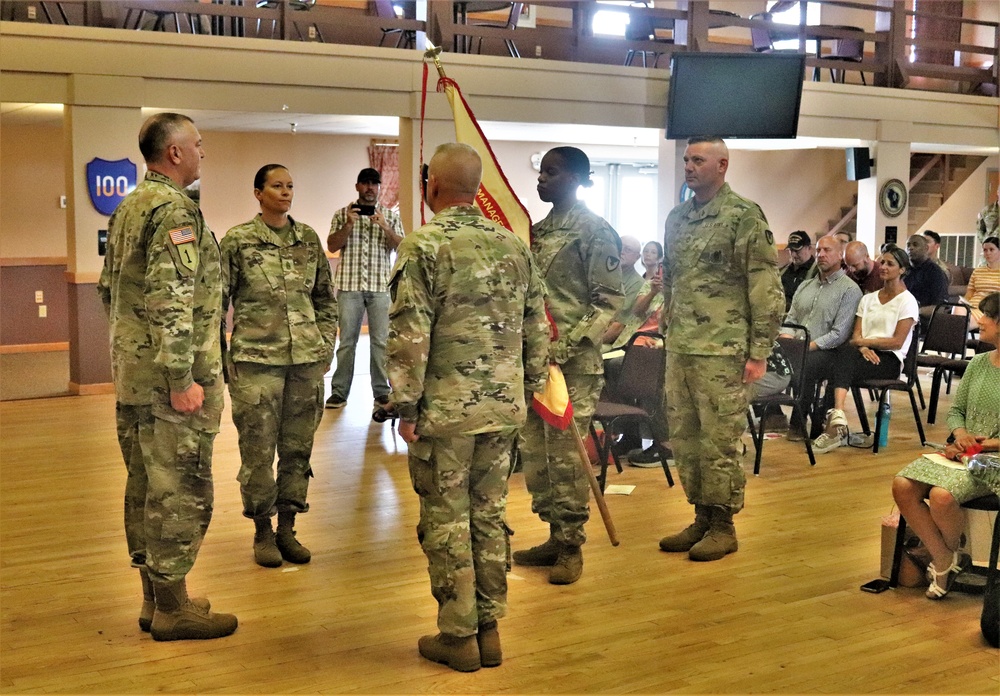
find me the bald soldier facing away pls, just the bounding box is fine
[659,136,784,562]
[387,143,549,672]
[97,113,237,641]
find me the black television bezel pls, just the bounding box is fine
[665,52,807,140]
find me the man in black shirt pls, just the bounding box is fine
[781,230,814,310]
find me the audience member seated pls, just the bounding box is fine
[905,234,950,328]
[782,234,863,440]
[602,235,644,346]
[812,245,918,454]
[924,230,963,287]
[781,230,814,310]
[845,240,883,294]
[891,292,1000,599]
[964,236,1000,329]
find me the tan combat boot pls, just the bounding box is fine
[688,507,739,562]
[549,543,583,585]
[139,569,210,632]
[276,510,311,564]
[417,632,481,672]
[477,620,502,667]
[149,579,238,641]
[659,505,711,552]
[512,525,560,566]
[253,516,282,568]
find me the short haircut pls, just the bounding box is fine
[979,292,1000,322]
[254,164,288,190]
[138,113,194,163]
[923,230,941,244]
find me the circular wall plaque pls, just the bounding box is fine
[879,179,907,218]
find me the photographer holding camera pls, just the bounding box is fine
[326,167,405,414]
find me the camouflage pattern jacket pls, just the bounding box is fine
[531,201,625,375]
[387,205,550,437]
[98,171,224,411]
[221,215,337,365]
[661,183,783,361]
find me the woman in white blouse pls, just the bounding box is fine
[812,245,919,453]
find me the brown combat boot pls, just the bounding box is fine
[512,525,559,566]
[417,632,481,672]
[253,516,282,568]
[549,543,583,585]
[477,620,502,667]
[139,569,210,632]
[688,507,739,562]
[149,579,238,641]
[659,504,712,552]
[276,511,311,564]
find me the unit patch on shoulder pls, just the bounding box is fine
[606,256,620,272]
[765,229,774,245]
[168,226,198,273]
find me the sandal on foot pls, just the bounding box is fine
[926,551,962,600]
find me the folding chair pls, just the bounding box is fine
[590,332,673,492]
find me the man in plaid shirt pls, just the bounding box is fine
[326,168,405,413]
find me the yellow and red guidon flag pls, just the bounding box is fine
[421,59,572,429]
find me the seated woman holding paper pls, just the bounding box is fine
[892,291,1000,599]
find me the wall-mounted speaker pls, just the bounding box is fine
[846,147,872,181]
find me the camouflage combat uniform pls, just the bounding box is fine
[221,215,337,520]
[387,205,549,637]
[661,183,783,513]
[521,201,624,548]
[97,171,224,584]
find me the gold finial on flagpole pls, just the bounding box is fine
[423,43,447,79]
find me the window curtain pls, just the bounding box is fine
[368,141,399,209]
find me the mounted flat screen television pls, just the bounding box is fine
[666,53,806,140]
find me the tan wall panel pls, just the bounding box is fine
[0,124,68,259]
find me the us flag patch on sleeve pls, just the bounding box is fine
[169,227,195,245]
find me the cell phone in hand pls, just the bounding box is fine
[860,579,891,593]
[352,204,376,216]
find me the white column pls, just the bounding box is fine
[857,122,912,252]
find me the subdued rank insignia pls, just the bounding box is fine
[765,229,774,245]
[169,226,198,272]
[606,256,620,272]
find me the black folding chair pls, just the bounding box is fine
[915,301,969,412]
[746,323,815,475]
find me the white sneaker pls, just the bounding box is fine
[813,425,848,454]
[827,408,848,428]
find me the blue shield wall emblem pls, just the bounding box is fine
[87,158,137,215]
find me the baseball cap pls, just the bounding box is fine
[357,168,381,184]
[786,231,811,250]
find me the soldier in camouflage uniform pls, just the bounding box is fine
[514,146,625,585]
[97,113,237,641]
[387,143,549,672]
[221,164,337,568]
[658,137,784,562]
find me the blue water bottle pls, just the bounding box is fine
[876,394,891,448]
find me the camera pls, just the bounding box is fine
[352,204,376,216]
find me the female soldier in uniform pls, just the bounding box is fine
[514,146,624,585]
[221,164,337,567]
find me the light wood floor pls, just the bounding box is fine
[1,364,998,694]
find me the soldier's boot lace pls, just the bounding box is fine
[253,516,283,568]
[477,621,502,667]
[688,506,739,562]
[659,504,712,552]
[139,568,209,632]
[149,579,237,641]
[549,543,583,585]
[276,511,311,564]
[512,525,560,566]
[418,632,481,672]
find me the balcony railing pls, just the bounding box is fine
[1,0,996,96]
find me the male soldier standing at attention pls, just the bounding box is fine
[387,143,549,672]
[98,113,237,641]
[658,136,784,562]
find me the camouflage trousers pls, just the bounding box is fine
[116,400,220,583]
[520,373,603,547]
[408,431,514,637]
[665,353,748,513]
[229,360,326,519]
